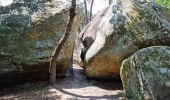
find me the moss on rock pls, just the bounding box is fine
[120,46,170,100]
[0,0,81,85]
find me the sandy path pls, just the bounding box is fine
[0,64,124,100]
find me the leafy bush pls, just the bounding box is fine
[156,0,170,8]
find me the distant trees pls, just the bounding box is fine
[83,0,112,24]
[83,0,94,24]
[84,0,88,24]
[89,0,94,21]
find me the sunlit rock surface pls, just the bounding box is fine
[120,46,170,100]
[80,0,170,79]
[0,0,81,85]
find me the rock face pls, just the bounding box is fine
[80,0,170,79]
[120,46,170,100]
[0,0,81,85]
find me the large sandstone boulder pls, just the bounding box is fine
[80,0,170,79]
[120,46,170,100]
[73,7,108,67]
[0,0,81,85]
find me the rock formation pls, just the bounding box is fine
[120,46,170,100]
[80,0,170,79]
[0,0,81,86]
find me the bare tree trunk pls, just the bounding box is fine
[90,0,94,21]
[84,0,88,24]
[109,0,112,5]
[49,0,76,85]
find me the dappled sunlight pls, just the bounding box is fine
[0,0,13,6]
[58,88,123,99]
[0,64,124,99]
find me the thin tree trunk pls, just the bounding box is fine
[109,0,112,5]
[49,0,76,85]
[84,0,88,24]
[90,0,94,21]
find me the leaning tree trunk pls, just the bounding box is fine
[49,0,76,85]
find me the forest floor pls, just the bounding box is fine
[0,64,124,100]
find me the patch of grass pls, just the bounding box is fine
[38,84,49,91]
[122,90,141,100]
[22,83,33,91]
[89,80,98,85]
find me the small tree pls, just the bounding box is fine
[49,0,76,85]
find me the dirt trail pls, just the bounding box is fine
[0,64,124,100]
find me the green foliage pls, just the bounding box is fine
[123,89,141,100]
[89,80,98,85]
[39,85,49,91]
[21,82,48,91]
[156,0,170,8]
[48,0,53,2]
[22,83,33,91]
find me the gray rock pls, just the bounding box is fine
[80,0,170,79]
[120,46,170,100]
[0,0,81,85]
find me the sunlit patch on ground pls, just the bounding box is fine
[0,64,124,99]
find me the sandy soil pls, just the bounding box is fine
[0,64,124,100]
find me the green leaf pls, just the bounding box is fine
[156,0,170,8]
[48,0,53,2]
